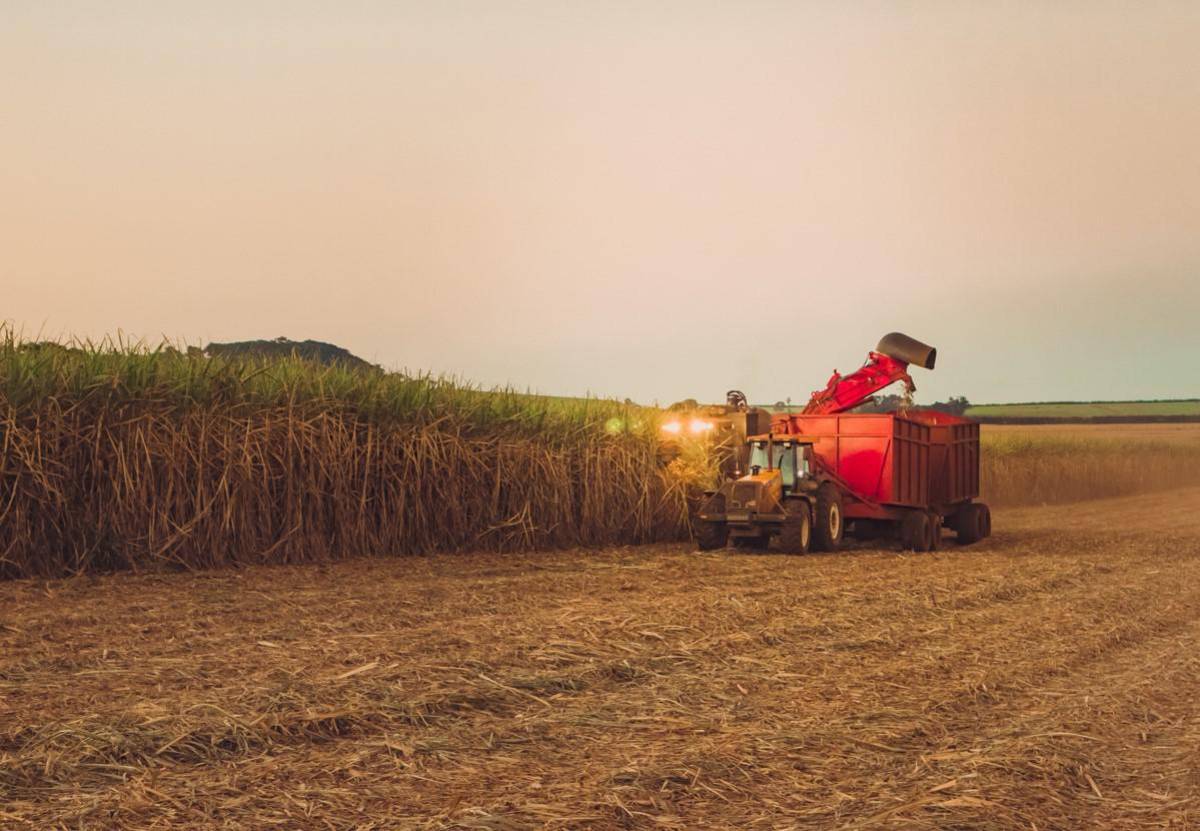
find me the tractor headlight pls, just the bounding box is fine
[688,418,714,434]
[662,420,683,435]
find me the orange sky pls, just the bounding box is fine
[4,1,1199,404]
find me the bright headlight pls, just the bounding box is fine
[688,418,714,434]
[662,420,683,435]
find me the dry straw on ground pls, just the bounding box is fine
[3,491,1200,828]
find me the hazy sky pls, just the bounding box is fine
[4,1,1199,405]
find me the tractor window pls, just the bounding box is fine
[748,442,770,472]
[777,445,812,489]
[777,447,796,488]
[748,443,807,489]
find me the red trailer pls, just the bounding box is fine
[771,409,990,550]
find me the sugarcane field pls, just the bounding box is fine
[6,3,1200,829]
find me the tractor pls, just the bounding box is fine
[694,433,844,554]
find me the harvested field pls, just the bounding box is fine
[4,488,1200,829]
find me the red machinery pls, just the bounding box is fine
[773,333,991,550]
[801,332,937,416]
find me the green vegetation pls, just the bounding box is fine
[203,337,377,371]
[1,330,656,442]
[967,400,1200,419]
[851,394,970,416]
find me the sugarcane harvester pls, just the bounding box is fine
[694,333,991,553]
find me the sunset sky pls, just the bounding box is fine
[4,1,1199,405]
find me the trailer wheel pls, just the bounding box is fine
[779,503,812,555]
[695,520,728,551]
[979,503,992,538]
[813,484,844,552]
[901,511,931,552]
[955,504,983,545]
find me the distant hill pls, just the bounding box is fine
[204,338,376,371]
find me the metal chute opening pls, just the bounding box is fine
[876,332,937,370]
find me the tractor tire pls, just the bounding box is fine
[695,520,729,551]
[812,483,844,552]
[927,512,942,551]
[955,504,983,545]
[979,503,992,538]
[901,510,931,552]
[778,502,812,555]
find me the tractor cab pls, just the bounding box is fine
[745,434,812,493]
[695,434,840,555]
[721,434,818,520]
